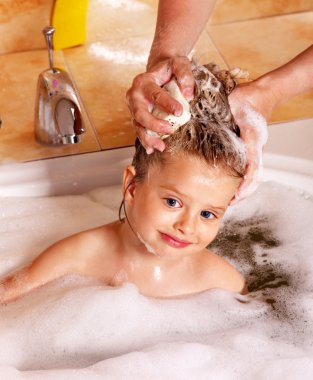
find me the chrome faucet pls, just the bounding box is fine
[35,26,85,145]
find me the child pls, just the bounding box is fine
[0,63,246,303]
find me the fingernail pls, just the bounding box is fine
[146,147,154,155]
[161,125,174,134]
[174,109,182,117]
[183,87,193,100]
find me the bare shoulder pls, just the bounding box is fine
[200,250,245,293]
[0,223,118,304]
[29,222,118,279]
[53,222,118,262]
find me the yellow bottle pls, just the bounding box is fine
[52,0,88,50]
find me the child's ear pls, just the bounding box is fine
[122,165,137,204]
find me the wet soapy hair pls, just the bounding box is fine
[132,118,245,182]
[132,62,247,182]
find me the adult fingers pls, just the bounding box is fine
[236,160,261,200]
[142,81,183,116]
[127,86,175,136]
[127,75,183,129]
[134,119,166,153]
[171,56,195,100]
[130,100,174,135]
[231,144,263,204]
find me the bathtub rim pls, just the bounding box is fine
[0,147,312,197]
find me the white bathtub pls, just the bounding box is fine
[0,119,312,379]
[0,118,312,196]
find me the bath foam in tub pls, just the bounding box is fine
[0,181,313,379]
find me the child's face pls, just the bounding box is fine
[124,154,242,258]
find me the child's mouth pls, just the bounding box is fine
[159,232,192,249]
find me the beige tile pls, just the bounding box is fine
[210,0,313,24]
[0,0,54,55]
[0,49,100,163]
[192,31,228,68]
[208,13,313,77]
[2,0,311,163]
[64,31,228,151]
[86,0,158,44]
[270,91,313,123]
[208,13,313,122]
[64,37,155,149]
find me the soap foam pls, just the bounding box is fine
[137,232,158,256]
[0,182,312,379]
[232,105,268,200]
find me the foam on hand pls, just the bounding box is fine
[147,78,191,139]
[0,182,312,379]
[233,105,269,200]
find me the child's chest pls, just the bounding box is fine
[110,260,210,298]
[80,244,218,297]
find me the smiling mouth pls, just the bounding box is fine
[160,232,192,249]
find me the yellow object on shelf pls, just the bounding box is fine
[52,0,88,50]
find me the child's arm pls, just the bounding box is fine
[0,234,85,304]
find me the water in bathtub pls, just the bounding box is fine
[0,179,312,379]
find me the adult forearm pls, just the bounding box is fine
[147,0,216,69]
[256,44,313,109]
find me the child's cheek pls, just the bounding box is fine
[200,220,221,244]
[157,209,178,226]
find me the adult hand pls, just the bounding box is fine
[228,81,274,202]
[126,56,194,154]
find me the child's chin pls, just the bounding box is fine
[138,235,160,257]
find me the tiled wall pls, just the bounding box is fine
[0,0,54,55]
[209,0,313,24]
[0,0,312,162]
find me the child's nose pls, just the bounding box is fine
[174,213,197,235]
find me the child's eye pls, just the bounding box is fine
[165,198,180,208]
[200,210,215,219]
